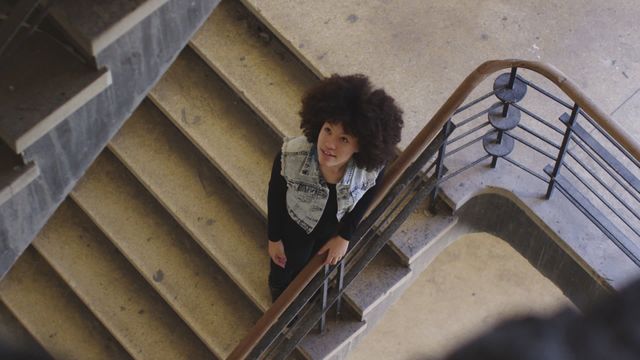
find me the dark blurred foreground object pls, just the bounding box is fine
[444,278,640,360]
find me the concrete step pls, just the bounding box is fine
[71,149,262,358]
[109,99,272,310]
[49,0,169,57]
[344,247,411,320]
[0,247,131,360]
[0,30,111,153]
[148,46,279,218]
[31,200,214,360]
[0,161,38,207]
[389,200,459,266]
[238,0,324,78]
[0,297,50,359]
[190,0,317,138]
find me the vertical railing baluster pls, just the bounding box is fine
[318,264,329,334]
[429,120,453,213]
[336,261,344,318]
[492,67,519,168]
[546,103,580,199]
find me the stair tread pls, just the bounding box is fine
[389,202,458,265]
[0,161,39,207]
[149,47,279,217]
[191,0,316,138]
[345,247,411,318]
[50,0,169,56]
[299,311,367,360]
[72,149,262,358]
[32,200,214,360]
[110,100,272,310]
[0,247,131,360]
[0,31,111,152]
[0,301,50,359]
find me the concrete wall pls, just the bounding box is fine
[0,0,221,279]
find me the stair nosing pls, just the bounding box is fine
[31,202,214,360]
[69,191,230,358]
[237,0,327,80]
[50,0,170,56]
[13,68,112,153]
[146,91,268,220]
[0,161,39,207]
[106,141,270,311]
[188,42,289,140]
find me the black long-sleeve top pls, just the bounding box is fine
[267,151,384,243]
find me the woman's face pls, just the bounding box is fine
[317,122,359,171]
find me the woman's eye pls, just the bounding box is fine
[341,137,349,143]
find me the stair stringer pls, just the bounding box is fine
[0,0,221,279]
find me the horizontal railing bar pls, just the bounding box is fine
[516,74,574,110]
[272,171,442,358]
[516,123,561,149]
[546,166,640,268]
[511,103,565,135]
[569,139,640,205]
[447,121,491,144]
[579,112,640,170]
[562,117,640,195]
[565,151,640,224]
[509,133,556,160]
[242,128,449,358]
[440,154,492,183]
[502,156,549,183]
[445,134,485,158]
[563,164,640,238]
[453,108,491,129]
[453,90,498,115]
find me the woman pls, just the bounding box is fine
[267,74,403,302]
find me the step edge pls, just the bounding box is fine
[13,68,112,153]
[68,190,226,358]
[29,242,140,360]
[237,0,327,80]
[344,266,412,320]
[403,215,459,265]
[107,142,269,312]
[0,297,55,360]
[0,161,39,207]
[146,92,269,219]
[50,0,170,56]
[188,41,288,140]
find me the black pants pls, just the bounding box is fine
[268,235,329,302]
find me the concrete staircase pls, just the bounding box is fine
[0,0,460,358]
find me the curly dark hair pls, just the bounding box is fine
[300,74,404,171]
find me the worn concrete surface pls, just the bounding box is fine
[0,0,219,280]
[243,0,640,149]
[349,233,572,360]
[71,150,260,358]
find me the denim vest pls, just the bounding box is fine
[281,136,381,234]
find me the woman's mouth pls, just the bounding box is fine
[321,148,335,158]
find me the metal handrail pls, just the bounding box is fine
[227,59,640,359]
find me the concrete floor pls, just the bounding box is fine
[348,233,572,359]
[241,1,640,357]
[246,0,640,147]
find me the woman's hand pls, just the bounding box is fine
[317,235,349,265]
[268,240,287,268]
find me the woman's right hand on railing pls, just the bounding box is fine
[268,240,287,268]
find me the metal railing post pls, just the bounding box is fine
[429,120,453,213]
[491,67,519,168]
[546,103,580,199]
[318,264,329,334]
[336,261,345,318]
